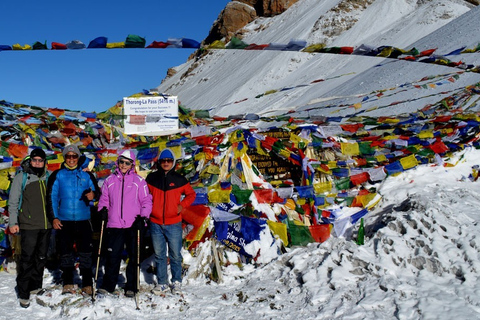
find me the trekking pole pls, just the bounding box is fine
[135,228,140,310]
[92,219,105,302]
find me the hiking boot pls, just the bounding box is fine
[82,286,93,295]
[171,281,182,295]
[62,284,76,294]
[125,290,135,298]
[19,299,30,308]
[30,288,46,296]
[151,284,170,296]
[96,288,110,295]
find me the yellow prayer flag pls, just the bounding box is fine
[170,145,182,159]
[208,189,231,204]
[267,220,289,246]
[382,118,400,124]
[375,154,387,162]
[440,128,453,135]
[382,135,399,141]
[234,144,248,158]
[296,198,306,205]
[255,140,269,156]
[316,166,331,174]
[327,161,337,169]
[194,153,206,161]
[400,154,418,170]
[206,164,220,175]
[290,133,309,148]
[314,181,332,194]
[106,42,125,48]
[279,149,291,159]
[341,142,360,156]
[418,130,434,139]
[18,123,36,135]
[12,43,32,50]
[150,140,167,149]
[208,40,226,49]
[104,125,112,135]
[378,47,393,57]
[0,170,11,191]
[229,132,244,144]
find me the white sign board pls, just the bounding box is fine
[123,96,178,135]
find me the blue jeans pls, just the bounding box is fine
[150,222,183,284]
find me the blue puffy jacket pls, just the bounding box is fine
[47,155,100,221]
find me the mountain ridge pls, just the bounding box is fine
[157,0,480,118]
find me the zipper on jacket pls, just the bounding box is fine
[163,172,167,225]
[121,174,125,221]
[40,179,48,229]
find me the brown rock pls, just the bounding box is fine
[259,0,299,17]
[204,2,257,44]
[204,0,299,45]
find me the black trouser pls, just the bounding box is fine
[57,220,93,287]
[17,229,51,300]
[101,227,143,293]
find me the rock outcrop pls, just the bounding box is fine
[204,0,299,45]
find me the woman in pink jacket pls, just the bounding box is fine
[97,150,152,297]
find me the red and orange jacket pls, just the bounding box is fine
[146,169,196,225]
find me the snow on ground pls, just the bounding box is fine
[1,147,480,319]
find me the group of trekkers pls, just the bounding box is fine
[7,145,196,308]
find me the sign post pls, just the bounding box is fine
[123,96,178,135]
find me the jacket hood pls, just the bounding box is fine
[118,149,136,163]
[157,147,176,170]
[116,149,137,175]
[20,156,47,176]
[61,154,88,170]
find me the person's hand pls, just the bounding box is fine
[53,218,63,230]
[177,204,183,213]
[85,190,95,201]
[99,207,108,222]
[9,225,19,234]
[132,215,145,230]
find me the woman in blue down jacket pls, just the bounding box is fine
[47,144,100,295]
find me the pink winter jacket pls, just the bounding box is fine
[98,158,152,229]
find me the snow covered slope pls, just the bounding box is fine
[1,147,480,319]
[157,0,480,118]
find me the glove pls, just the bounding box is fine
[80,188,94,206]
[132,215,145,230]
[99,207,108,222]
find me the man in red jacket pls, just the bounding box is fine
[146,148,196,295]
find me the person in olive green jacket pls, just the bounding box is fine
[8,148,52,308]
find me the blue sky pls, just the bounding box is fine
[0,0,230,113]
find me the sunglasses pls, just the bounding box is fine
[160,159,174,163]
[119,159,133,166]
[65,154,79,160]
[31,158,45,163]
